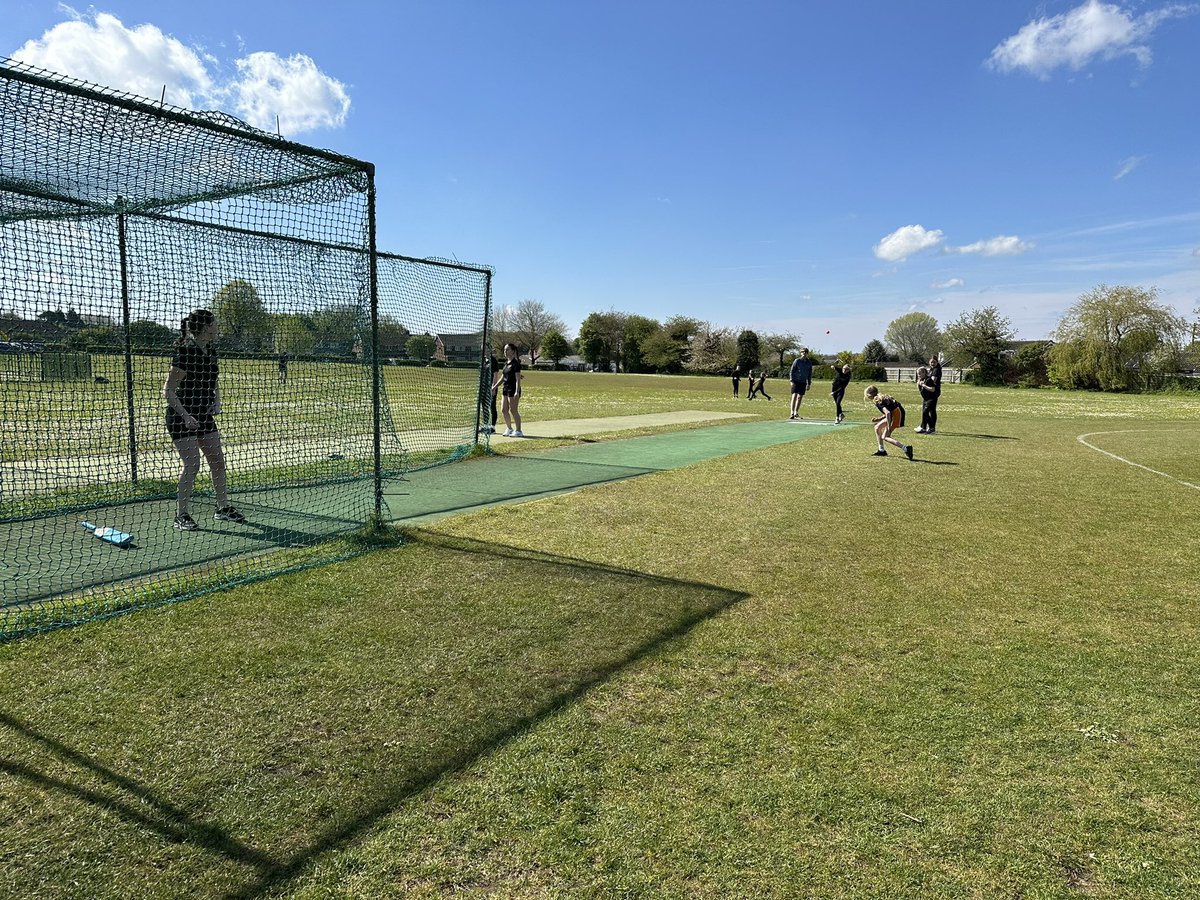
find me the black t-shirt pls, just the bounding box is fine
[501,357,521,393]
[171,343,218,414]
[831,370,851,393]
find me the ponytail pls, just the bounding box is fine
[175,308,214,349]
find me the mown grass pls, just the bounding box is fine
[2,379,1199,898]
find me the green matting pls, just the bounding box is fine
[385,419,845,524]
[2,420,842,604]
[2,486,372,606]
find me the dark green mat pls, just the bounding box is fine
[385,419,844,524]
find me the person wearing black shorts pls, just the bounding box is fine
[789,348,814,419]
[490,342,524,437]
[163,308,245,530]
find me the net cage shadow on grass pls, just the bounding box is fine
[0,59,493,639]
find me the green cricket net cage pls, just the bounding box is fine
[0,59,492,639]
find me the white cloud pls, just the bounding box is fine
[947,235,1035,256]
[986,1,1197,78]
[930,277,965,289]
[12,11,349,134]
[231,52,349,134]
[1114,155,1147,179]
[874,225,944,262]
[1193,247,1200,257]
[13,12,216,110]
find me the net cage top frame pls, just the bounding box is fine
[0,57,374,226]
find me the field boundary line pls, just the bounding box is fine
[1076,430,1200,492]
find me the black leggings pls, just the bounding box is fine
[832,390,845,419]
[921,397,938,431]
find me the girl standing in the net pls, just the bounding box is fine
[163,308,246,530]
[491,341,524,437]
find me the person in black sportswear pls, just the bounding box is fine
[916,365,937,434]
[752,370,771,401]
[481,352,500,433]
[830,363,851,423]
[924,354,942,433]
[731,365,742,399]
[490,342,524,437]
[163,308,245,530]
[864,384,913,460]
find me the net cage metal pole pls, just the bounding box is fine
[116,197,138,484]
[475,272,493,442]
[367,165,382,523]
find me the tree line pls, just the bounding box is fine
[881,285,1199,390]
[9,279,1197,391]
[495,286,1200,392]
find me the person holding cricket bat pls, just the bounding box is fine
[164,308,246,531]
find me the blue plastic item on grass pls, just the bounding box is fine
[80,521,134,548]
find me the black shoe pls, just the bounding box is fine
[173,514,198,531]
[872,449,888,457]
[905,445,914,460]
[214,506,246,523]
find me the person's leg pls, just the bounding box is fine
[834,391,844,421]
[762,388,771,401]
[173,436,201,516]
[510,394,522,433]
[882,413,911,457]
[490,390,498,427]
[928,397,938,433]
[790,384,800,417]
[501,394,514,433]
[198,431,229,508]
[873,420,889,453]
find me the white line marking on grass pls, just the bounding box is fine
[1077,430,1200,492]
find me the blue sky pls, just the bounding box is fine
[5,1,1199,351]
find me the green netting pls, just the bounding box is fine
[0,59,491,640]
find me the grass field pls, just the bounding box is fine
[2,375,1200,898]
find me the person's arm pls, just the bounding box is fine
[212,384,222,415]
[163,367,197,430]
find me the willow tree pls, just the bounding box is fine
[1048,285,1186,391]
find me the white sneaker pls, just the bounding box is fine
[503,429,514,436]
[512,430,524,437]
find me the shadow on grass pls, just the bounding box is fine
[931,432,1018,440]
[0,530,747,898]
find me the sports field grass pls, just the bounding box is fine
[2,376,1199,898]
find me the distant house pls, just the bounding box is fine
[435,332,483,364]
[1001,339,1055,359]
[534,354,586,371]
